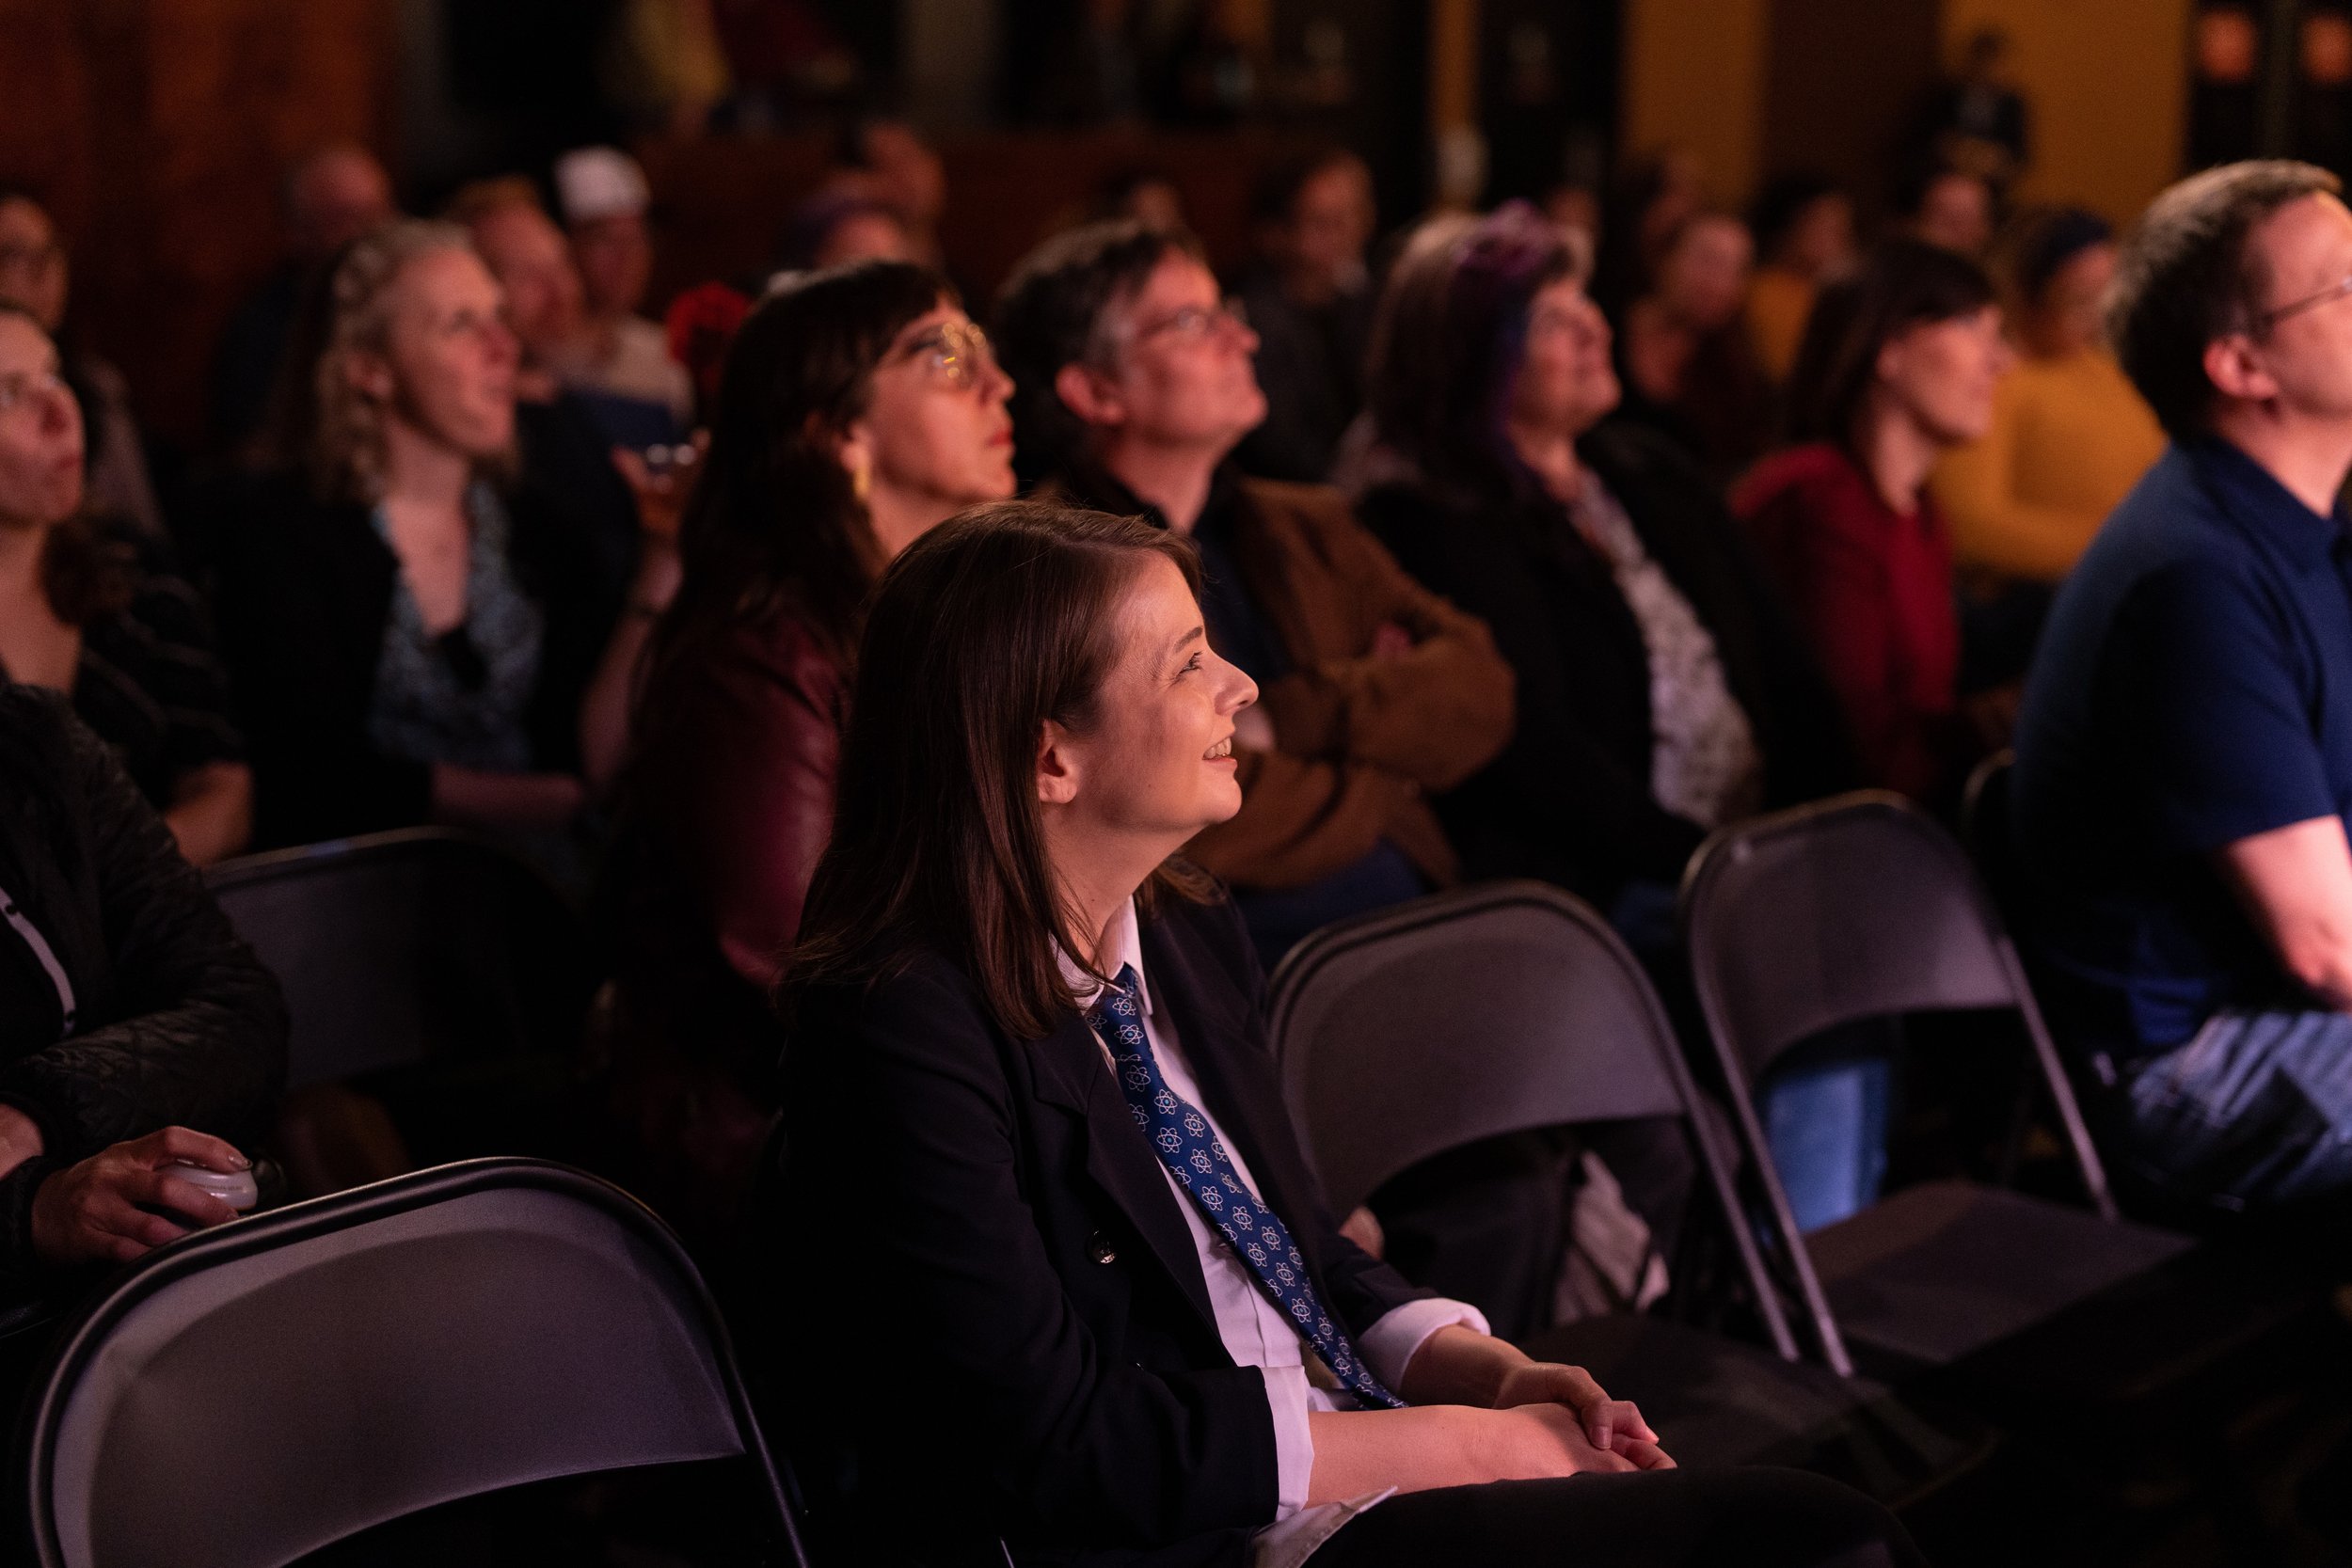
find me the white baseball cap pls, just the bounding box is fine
[555,146,650,225]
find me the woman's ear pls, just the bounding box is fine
[345,349,397,404]
[1873,332,1911,391]
[829,414,875,501]
[1037,719,1081,806]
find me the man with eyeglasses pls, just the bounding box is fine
[2013,160,2352,1221]
[993,220,1515,968]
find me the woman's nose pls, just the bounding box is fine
[40,382,78,436]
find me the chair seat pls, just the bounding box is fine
[1520,1314,1992,1505]
[1807,1179,2195,1370]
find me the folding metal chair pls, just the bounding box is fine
[1269,881,1981,1487]
[205,828,596,1088]
[16,1158,807,1568]
[1681,792,2199,1379]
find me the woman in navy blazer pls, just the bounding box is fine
[763,501,1920,1568]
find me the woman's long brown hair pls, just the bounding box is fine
[786,499,1214,1040]
[647,260,953,680]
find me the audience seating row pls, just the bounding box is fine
[107,791,2328,1561]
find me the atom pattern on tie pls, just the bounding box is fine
[1085,964,1404,1409]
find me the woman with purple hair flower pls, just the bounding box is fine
[1353,202,1850,944]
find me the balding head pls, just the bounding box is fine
[284,144,394,261]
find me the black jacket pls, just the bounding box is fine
[0,686,286,1295]
[1357,422,1853,906]
[210,471,616,849]
[767,892,1429,1568]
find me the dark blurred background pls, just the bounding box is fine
[0,0,2340,457]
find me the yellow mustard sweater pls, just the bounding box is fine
[1745,268,1815,386]
[1930,346,2167,582]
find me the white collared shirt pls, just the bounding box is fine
[1059,898,1487,1534]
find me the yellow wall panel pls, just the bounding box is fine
[1621,0,1770,207]
[1942,0,2193,224]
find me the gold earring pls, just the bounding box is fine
[851,459,871,502]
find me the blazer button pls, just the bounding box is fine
[1089,1233,1118,1265]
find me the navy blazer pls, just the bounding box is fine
[764,890,1430,1568]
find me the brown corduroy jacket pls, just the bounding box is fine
[1047,469,1517,891]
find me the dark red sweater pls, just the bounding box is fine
[1734,443,1961,799]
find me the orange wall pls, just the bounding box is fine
[1620,0,1769,206]
[1625,0,2193,219]
[1942,0,2193,225]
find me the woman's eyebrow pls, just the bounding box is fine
[1161,625,1204,670]
[891,319,951,353]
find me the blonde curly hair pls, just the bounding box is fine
[310,218,514,503]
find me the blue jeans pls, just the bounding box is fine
[1605,878,1892,1234]
[1758,1034,1894,1234]
[2119,1007,2352,1209]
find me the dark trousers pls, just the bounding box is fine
[1313,1468,1922,1568]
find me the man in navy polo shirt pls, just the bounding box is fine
[2014,160,2352,1210]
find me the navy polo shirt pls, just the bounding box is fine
[2011,437,2352,1058]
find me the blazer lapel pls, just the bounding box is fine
[1138,915,1315,1244]
[1144,915,1375,1338]
[1025,1013,1221,1337]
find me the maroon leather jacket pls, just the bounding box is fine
[601,603,848,1245]
[623,606,849,994]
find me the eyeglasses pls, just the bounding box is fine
[1131,298,1250,346]
[894,318,999,391]
[2251,273,2352,331]
[0,368,67,414]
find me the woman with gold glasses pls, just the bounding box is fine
[599,260,1016,1253]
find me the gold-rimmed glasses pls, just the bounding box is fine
[895,318,999,391]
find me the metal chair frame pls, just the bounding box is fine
[205,827,592,1088]
[1269,879,1803,1361]
[1681,790,2123,1378]
[17,1157,809,1568]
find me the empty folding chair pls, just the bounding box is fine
[206,828,596,1088]
[1270,880,1982,1488]
[1682,791,2234,1383]
[205,829,599,1191]
[15,1157,806,1568]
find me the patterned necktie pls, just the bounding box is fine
[1087,965,1404,1408]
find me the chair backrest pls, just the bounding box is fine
[206,830,596,1087]
[1681,793,2120,1373]
[18,1159,806,1568]
[1681,792,2031,1083]
[1269,880,1798,1358]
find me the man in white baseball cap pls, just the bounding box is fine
[553,146,693,427]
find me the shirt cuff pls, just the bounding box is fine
[1356,1297,1491,1396]
[1262,1363,1316,1521]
